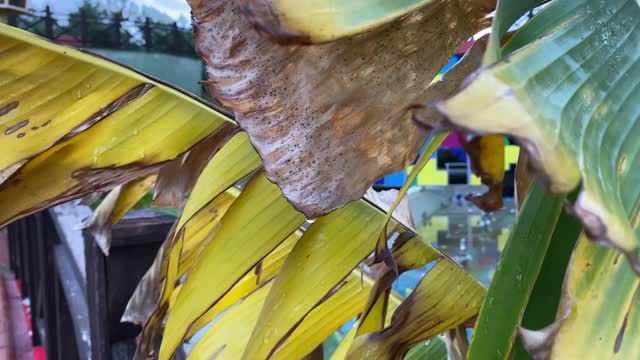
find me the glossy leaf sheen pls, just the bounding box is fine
[437,0,640,272]
[466,185,564,359]
[512,195,582,359]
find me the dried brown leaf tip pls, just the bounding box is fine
[190,0,493,219]
[459,134,505,212]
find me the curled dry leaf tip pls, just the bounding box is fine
[191,0,494,219]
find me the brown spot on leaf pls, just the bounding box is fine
[613,250,623,265]
[58,83,155,143]
[16,133,26,138]
[0,101,19,117]
[4,119,29,135]
[254,261,263,285]
[42,119,52,127]
[614,283,639,353]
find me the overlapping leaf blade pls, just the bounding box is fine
[545,235,640,358]
[241,200,388,359]
[0,24,233,227]
[435,0,640,273]
[466,185,565,359]
[159,173,305,359]
[348,259,485,359]
[190,0,493,218]
[85,173,157,254]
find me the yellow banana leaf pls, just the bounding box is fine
[176,131,261,231]
[188,268,396,360]
[187,281,274,360]
[185,231,301,339]
[0,24,232,227]
[273,275,400,360]
[137,134,261,357]
[332,291,406,360]
[84,174,157,254]
[241,200,388,359]
[159,173,305,359]
[347,260,485,359]
[178,188,240,276]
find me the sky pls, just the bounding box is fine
[26,0,191,22]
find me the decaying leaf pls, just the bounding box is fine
[153,123,238,208]
[0,24,233,228]
[364,188,415,232]
[357,234,441,336]
[459,134,505,211]
[515,149,534,211]
[347,259,485,359]
[190,0,494,218]
[121,231,170,326]
[84,174,157,254]
[432,0,640,273]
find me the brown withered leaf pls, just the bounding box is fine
[84,174,157,255]
[364,188,415,232]
[459,134,505,212]
[122,228,173,326]
[84,185,123,255]
[190,0,493,219]
[515,150,534,211]
[153,123,239,208]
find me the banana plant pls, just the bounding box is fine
[1,0,639,358]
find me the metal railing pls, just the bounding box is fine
[7,5,196,57]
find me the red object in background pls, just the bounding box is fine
[34,346,46,360]
[14,279,47,360]
[456,40,475,55]
[55,34,83,47]
[442,131,462,148]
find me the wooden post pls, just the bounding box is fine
[172,21,180,53]
[80,9,88,46]
[144,17,152,51]
[44,5,53,39]
[113,13,122,49]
